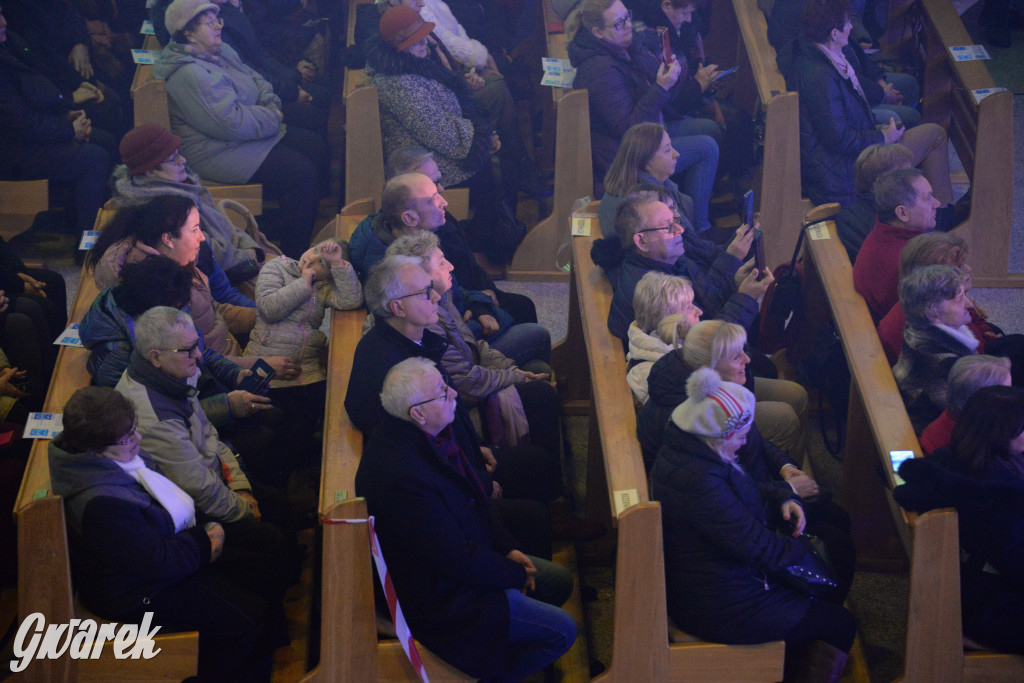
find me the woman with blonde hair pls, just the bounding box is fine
[626,272,701,405]
[567,0,719,229]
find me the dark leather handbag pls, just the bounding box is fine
[774,532,841,601]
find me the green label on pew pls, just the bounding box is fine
[613,488,639,517]
[335,490,349,503]
[33,489,48,500]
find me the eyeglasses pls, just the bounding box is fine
[608,10,632,31]
[409,384,453,412]
[160,152,185,166]
[394,282,435,302]
[114,419,140,447]
[165,340,201,356]
[638,221,681,235]
[196,16,223,29]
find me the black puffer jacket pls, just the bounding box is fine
[793,40,883,206]
[365,35,492,186]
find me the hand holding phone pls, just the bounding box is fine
[238,358,277,394]
[659,28,674,64]
[713,65,738,81]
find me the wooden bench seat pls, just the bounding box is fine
[566,216,786,681]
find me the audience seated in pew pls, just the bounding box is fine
[893,265,980,434]
[567,0,719,229]
[604,192,768,345]
[150,0,331,132]
[87,196,268,365]
[368,7,523,262]
[0,6,113,238]
[355,357,577,680]
[384,232,561,493]
[80,256,286,484]
[769,0,922,128]
[919,355,1012,457]
[113,123,282,294]
[625,272,701,406]
[836,143,913,263]
[640,319,808,460]
[345,256,593,544]
[349,167,547,359]
[633,0,760,178]
[895,385,1024,655]
[791,0,953,208]
[853,168,943,322]
[154,0,329,258]
[651,367,857,681]
[877,232,1014,367]
[49,386,284,681]
[242,237,363,472]
[115,307,298,584]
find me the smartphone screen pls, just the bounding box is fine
[753,230,766,278]
[889,450,915,486]
[713,65,738,81]
[239,359,276,394]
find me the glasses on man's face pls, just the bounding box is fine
[197,16,223,29]
[394,282,435,302]
[409,384,453,412]
[165,340,201,356]
[114,418,140,447]
[638,221,681,235]
[608,10,632,31]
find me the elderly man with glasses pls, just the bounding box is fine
[607,193,771,344]
[355,357,577,681]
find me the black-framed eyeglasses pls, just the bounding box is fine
[165,340,201,356]
[394,282,435,302]
[608,10,632,31]
[409,384,453,412]
[114,418,140,447]
[638,221,680,235]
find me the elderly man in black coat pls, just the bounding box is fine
[356,357,576,680]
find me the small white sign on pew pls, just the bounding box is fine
[24,413,63,440]
[131,49,162,65]
[949,44,990,62]
[54,323,83,348]
[541,58,575,88]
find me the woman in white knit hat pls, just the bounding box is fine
[650,367,857,682]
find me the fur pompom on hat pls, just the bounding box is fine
[165,0,219,36]
[671,367,755,439]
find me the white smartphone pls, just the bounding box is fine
[889,450,915,486]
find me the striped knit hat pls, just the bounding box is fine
[671,367,755,439]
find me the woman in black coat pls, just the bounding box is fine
[651,368,856,680]
[895,385,1024,655]
[793,0,951,207]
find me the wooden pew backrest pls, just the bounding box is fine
[344,85,385,210]
[0,179,48,242]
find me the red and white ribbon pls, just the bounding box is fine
[323,516,429,682]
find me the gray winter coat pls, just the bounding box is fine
[153,41,285,184]
[243,255,363,386]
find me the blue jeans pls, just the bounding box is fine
[488,323,551,367]
[665,118,720,232]
[871,72,922,128]
[496,556,576,682]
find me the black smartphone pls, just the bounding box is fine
[753,230,767,279]
[239,359,276,394]
[889,450,915,486]
[11,372,30,392]
[714,65,738,81]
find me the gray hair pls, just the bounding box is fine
[655,313,694,348]
[386,147,435,180]
[947,355,1012,417]
[633,272,694,333]
[683,319,746,370]
[854,144,914,195]
[385,230,440,268]
[898,264,965,328]
[134,306,194,355]
[380,357,438,419]
[364,255,424,319]
[873,167,924,224]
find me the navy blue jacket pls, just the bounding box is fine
[794,40,883,206]
[651,424,809,643]
[607,251,755,344]
[355,416,525,677]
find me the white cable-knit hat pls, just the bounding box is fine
[671,367,755,439]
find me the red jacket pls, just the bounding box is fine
[852,219,926,322]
